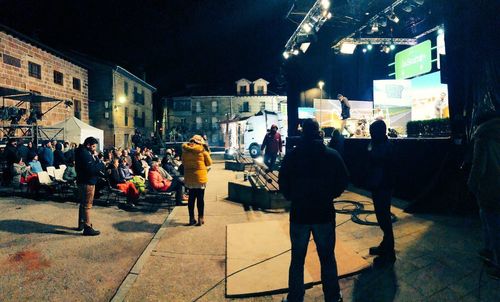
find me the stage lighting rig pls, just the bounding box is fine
[283,0,332,58]
[333,37,416,54]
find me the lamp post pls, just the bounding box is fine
[318,81,325,127]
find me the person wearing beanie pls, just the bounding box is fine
[53,142,65,168]
[182,134,212,226]
[279,119,348,302]
[261,124,282,172]
[366,120,396,266]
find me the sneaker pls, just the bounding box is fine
[479,248,494,265]
[82,225,100,236]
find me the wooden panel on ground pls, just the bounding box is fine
[226,220,370,297]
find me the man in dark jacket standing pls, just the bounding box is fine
[3,138,19,184]
[261,124,282,172]
[38,141,53,170]
[366,120,396,266]
[279,119,348,302]
[75,137,104,236]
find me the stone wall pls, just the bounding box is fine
[0,31,89,126]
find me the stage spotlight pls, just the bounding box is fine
[371,23,379,33]
[340,42,357,54]
[300,42,311,53]
[367,44,373,50]
[402,3,413,12]
[292,49,300,55]
[413,0,424,5]
[384,46,391,53]
[390,44,396,50]
[388,11,399,23]
[438,28,444,34]
[326,12,332,19]
[379,17,387,27]
[302,23,312,33]
[321,0,331,10]
[362,48,367,53]
[283,51,290,59]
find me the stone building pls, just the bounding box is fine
[0,25,89,130]
[163,78,286,146]
[72,54,157,148]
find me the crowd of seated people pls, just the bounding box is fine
[2,138,187,206]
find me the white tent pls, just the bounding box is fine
[50,117,105,150]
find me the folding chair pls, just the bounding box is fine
[46,166,56,178]
[104,178,127,205]
[58,164,67,172]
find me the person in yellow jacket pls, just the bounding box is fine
[182,135,212,226]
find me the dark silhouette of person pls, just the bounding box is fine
[279,119,348,302]
[328,129,345,159]
[468,114,500,279]
[366,120,396,266]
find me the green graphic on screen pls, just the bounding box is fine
[395,40,432,79]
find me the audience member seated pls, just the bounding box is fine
[12,157,30,188]
[38,140,54,170]
[132,152,145,177]
[53,142,65,168]
[28,154,43,173]
[63,161,77,182]
[108,159,140,206]
[119,158,134,180]
[148,162,184,205]
[122,149,132,167]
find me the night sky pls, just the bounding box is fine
[0,0,444,100]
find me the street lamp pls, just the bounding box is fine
[318,81,325,126]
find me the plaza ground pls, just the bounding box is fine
[0,162,498,301]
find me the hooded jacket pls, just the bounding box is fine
[279,139,349,224]
[468,117,500,211]
[181,142,212,187]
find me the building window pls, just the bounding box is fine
[28,62,41,79]
[257,86,264,95]
[238,86,247,94]
[240,102,249,112]
[74,99,81,119]
[53,70,64,85]
[196,101,201,113]
[211,117,218,129]
[134,109,138,118]
[2,53,21,68]
[124,107,129,126]
[104,101,109,109]
[260,101,266,111]
[124,82,129,96]
[174,99,191,111]
[124,134,129,148]
[196,117,202,130]
[211,101,218,113]
[104,112,109,119]
[142,111,145,126]
[73,78,81,90]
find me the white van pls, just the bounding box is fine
[244,111,287,158]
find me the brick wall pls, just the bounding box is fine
[0,31,89,126]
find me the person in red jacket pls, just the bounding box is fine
[261,124,282,172]
[148,162,184,205]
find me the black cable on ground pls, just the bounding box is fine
[191,217,352,302]
[351,210,398,226]
[333,200,397,226]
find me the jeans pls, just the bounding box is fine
[480,208,500,267]
[264,153,277,171]
[287,223,341,302]
[188,188,205,218]
[372,189,394,252]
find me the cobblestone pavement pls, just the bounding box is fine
[121,163,500,302]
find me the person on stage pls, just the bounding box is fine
[338,94,352,137]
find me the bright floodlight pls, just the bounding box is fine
[362,48,367,53]
[321,0,331,10]
[118,96,126,104]
[326,12,332,19]
[390,44,396,50]
[367,44,373,50]
[388,13,399,23]
[438,28,444,34]
[318,81,325,89]
[302,23,312,33]
[340,42,357,54]
[300,42,311,53]
[371,23,379,32]
[283,51,290,59]
[292,49,300,55]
